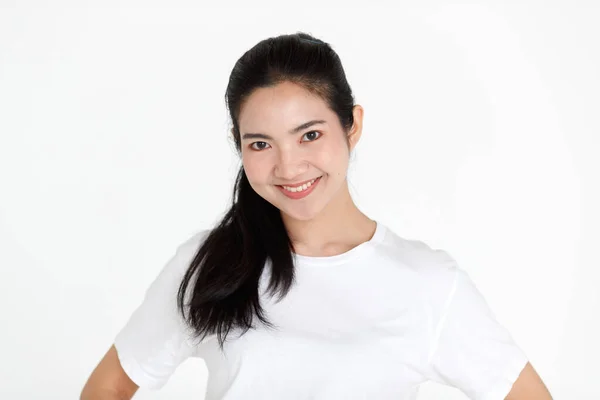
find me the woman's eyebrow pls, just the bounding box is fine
[242,119,327,140]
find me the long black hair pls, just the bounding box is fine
[177,32,356,351]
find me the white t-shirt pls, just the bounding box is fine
[114,221,528,399]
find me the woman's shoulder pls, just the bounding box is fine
[379,226,458,276]
[145,228,213,288]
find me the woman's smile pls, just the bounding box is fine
[276,176,323,199]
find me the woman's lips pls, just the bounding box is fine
[276,176,322,200]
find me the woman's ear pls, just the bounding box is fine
[347,105,364,152]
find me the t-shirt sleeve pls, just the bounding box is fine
[113,230,209,390]
[424,255,529,400]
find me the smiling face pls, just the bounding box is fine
[237,81,361,222]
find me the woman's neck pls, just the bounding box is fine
[281,185,376,257]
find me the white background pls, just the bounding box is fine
[1,2,598,399]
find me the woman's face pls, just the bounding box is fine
[238,81,360,222]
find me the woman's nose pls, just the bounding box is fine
[274,150,308,180]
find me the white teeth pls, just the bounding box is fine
[282,177,318,193]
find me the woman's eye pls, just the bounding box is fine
[250,141,270,151]
[302,131,321,141]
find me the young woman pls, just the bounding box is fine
[81,32,552,399]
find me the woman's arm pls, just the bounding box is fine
[80,345,139,400]
[505,362,552,399]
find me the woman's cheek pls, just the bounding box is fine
[243,158,266,182]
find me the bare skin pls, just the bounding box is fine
[506,362,553,399]
[80,345,138,400]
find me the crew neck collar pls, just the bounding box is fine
[291,221,386,266]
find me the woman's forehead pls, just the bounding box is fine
[239,85,332,134]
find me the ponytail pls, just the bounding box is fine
[177,167,295,351]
